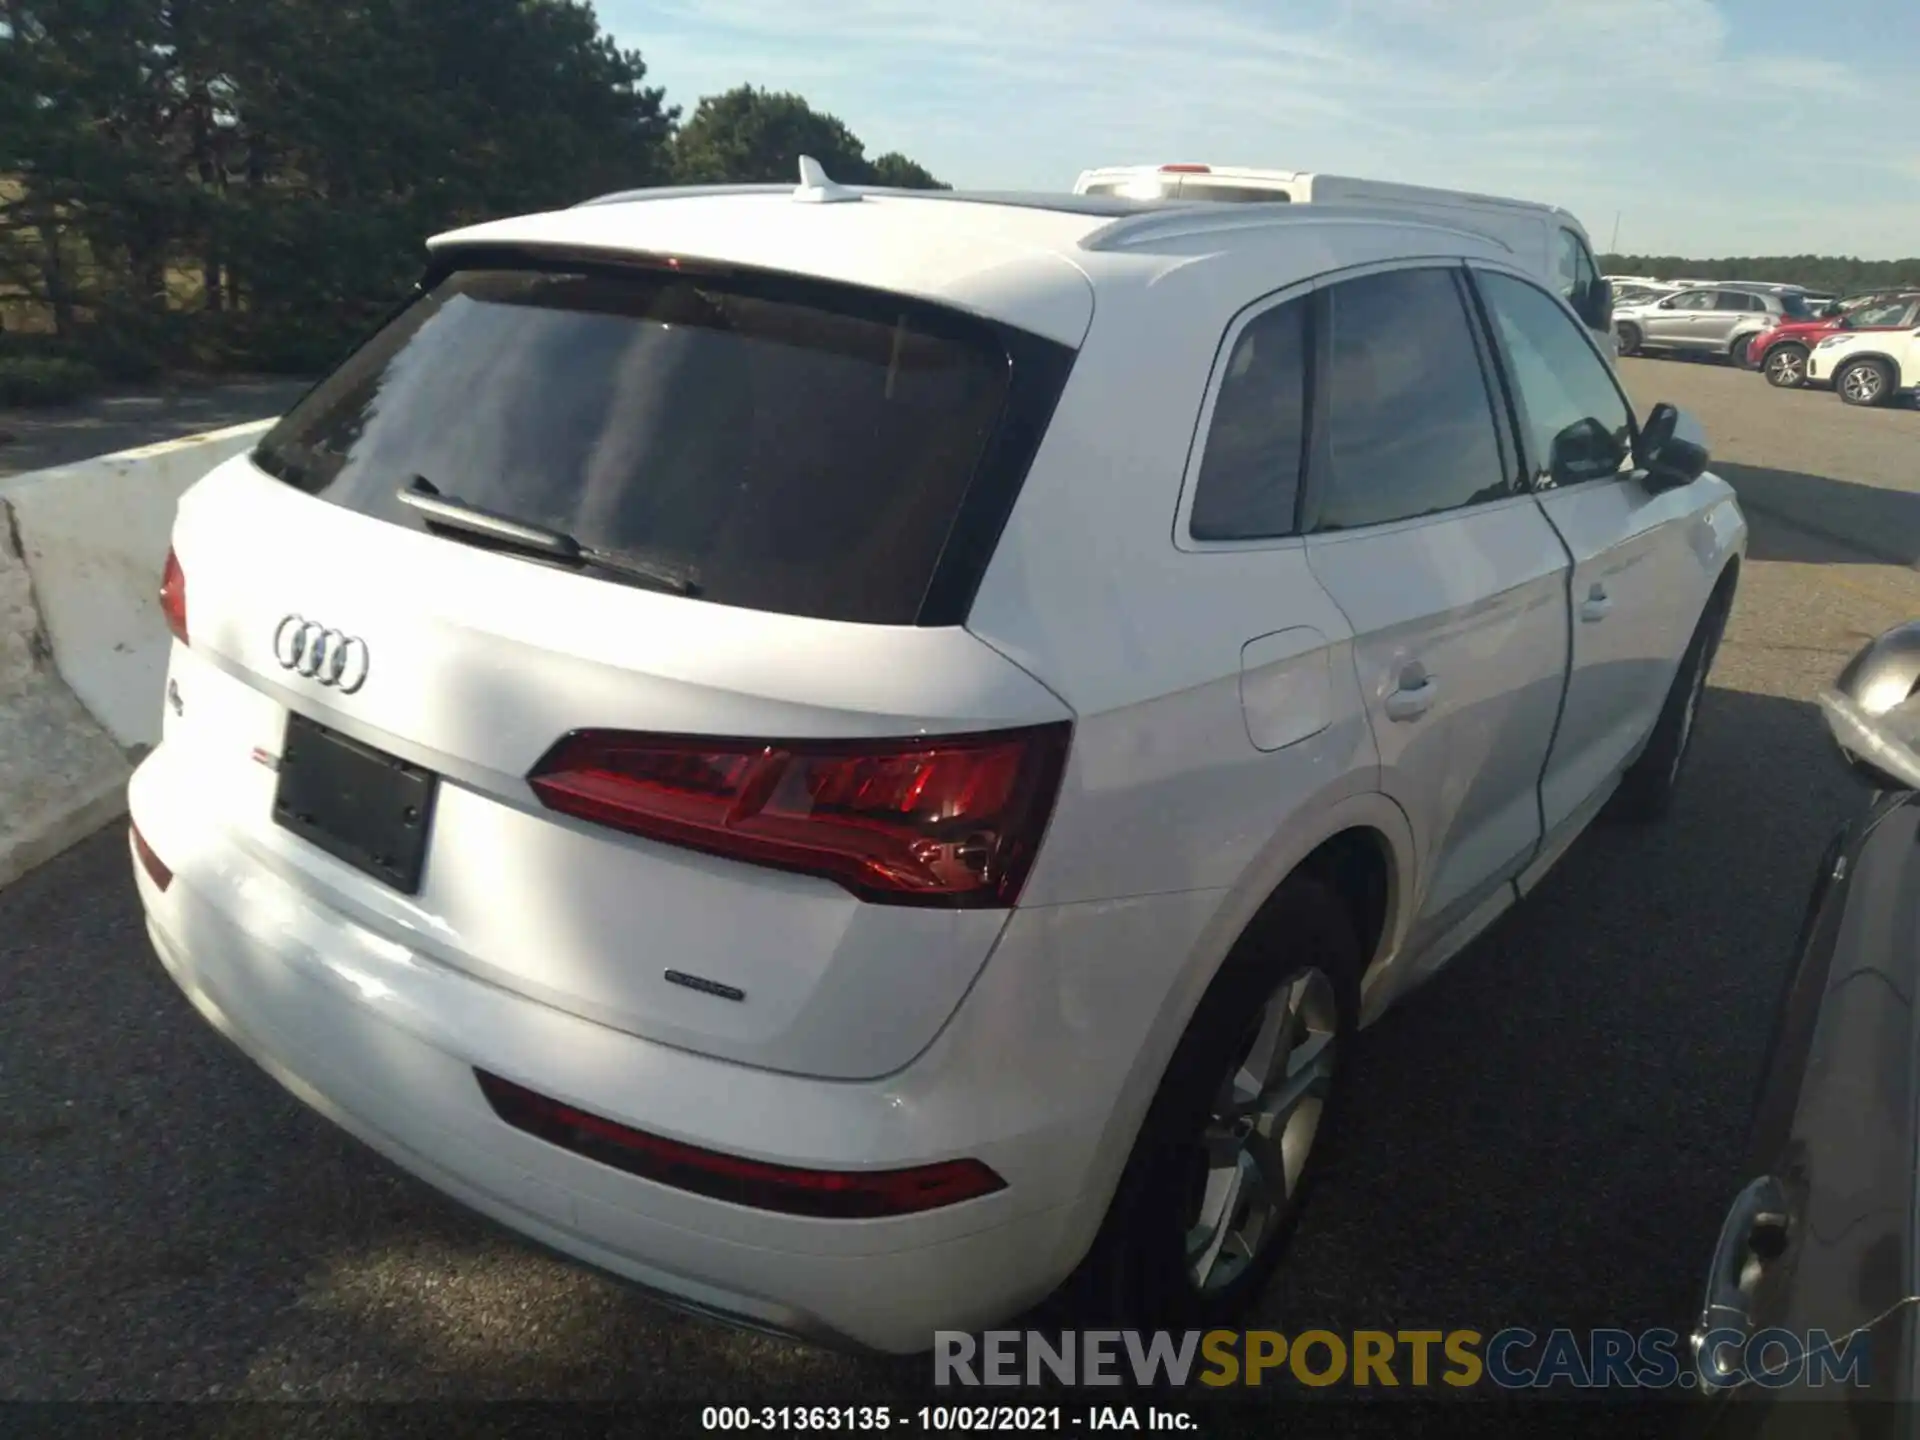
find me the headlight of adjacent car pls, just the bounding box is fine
[1815,334,1852,350]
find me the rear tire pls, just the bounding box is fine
[1838,358,1894,407]
[1609,583,1732,823]
[1763,344,1808,388]
[1728,334,1753,367]
[1062,875,1360,1330]
[1615,322,1642,358]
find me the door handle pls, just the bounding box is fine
[1691,1175,1791,1393]
[1580,583,1613,623]
[1384,666,1436,722]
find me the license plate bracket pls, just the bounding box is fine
[273,712,438,894]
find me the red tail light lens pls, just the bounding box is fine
[527,722,1071,907]
[130,821,173,891]
[476,1069,1006,1218]
[1159,163,1213,173]
[159,547,188,645]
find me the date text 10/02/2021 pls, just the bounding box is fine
[701,1407,1195,1431]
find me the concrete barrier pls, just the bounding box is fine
[0,419,275,889]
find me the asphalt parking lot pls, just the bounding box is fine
[3,352,1919,1418]
[0,377,311,478]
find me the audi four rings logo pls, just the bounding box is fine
[273,616,370,693]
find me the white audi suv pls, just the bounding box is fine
[129,167,1747,1353]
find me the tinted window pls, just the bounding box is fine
[1777,292,1812,319]
[1477,271,1634,488]
[252,266,1032,626]
[1316,268,1510,530]
[1190,297,1308,540]
[1179,181,1294,203]
[1556,228,1596,299]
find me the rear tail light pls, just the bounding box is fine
[159,546,188,645]
[527,722,1071,908]
[475,1070,1006,1218]
[130,821,173,891]
[1159,163,1213,173]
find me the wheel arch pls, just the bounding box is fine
[1078,792,1415,1204]
[1835,349,1900,379]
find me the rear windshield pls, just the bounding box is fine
[253,263,1038,625]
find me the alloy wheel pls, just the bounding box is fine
[1766,350,1804,386]
[1184,966,1338,1294]
[1842,365,1884,403]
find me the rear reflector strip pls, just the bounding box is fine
[130,822,173,891]
[475,1070,1007,1219]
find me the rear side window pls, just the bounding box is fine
[1314,268,1512,530]
[252,265,1049,626]
[1178,182,1293,204]
[1189,297,1309,540]
[1556,227,1606,329]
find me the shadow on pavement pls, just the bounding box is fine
[1717,461,1920,569]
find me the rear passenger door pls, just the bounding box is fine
[1468,266,1702,846]
[1300,265,1571,955]
[1644,288,1717,348]
[1692,291,1752,349]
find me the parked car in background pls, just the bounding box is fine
[1071,163,1618,356]
[1613,281,1683,307]
[1614,286,1815,365]
[1690,624,1920,1422]
[1835,289,1912,312]
[1805,321,1920,406]
[1746,293,1920,389]
[128,162,1746,1352]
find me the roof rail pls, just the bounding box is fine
[1079,202,1518,254]
[574,182,790,208]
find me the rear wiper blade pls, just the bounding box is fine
[396,477,699,596]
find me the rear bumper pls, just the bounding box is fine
[127,746,1220,1352]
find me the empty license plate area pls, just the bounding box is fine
[273,711,438,894]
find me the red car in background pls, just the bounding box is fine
[1747,292,1920,388]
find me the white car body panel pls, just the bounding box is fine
[128,187,1747,1352]
[432,195,1101,348]
[165,459,1073,1081]
[1532,475,1728,834]
[1304,496,1569,955]
[1805,327,1920,390]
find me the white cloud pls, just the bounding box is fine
[606,0,1920,257]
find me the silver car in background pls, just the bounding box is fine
[1613,285,1816,366]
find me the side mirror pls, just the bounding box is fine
[1821,623,1920,791]
[1635,402,1710,492]
[1657,297,1677,309]
[1548,417,1628,485]
[1587,277,1614,328]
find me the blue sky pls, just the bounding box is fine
[600,0,1920,259]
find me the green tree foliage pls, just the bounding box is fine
[0,5,943,393]
[1601,254,1920,295]
[671,86,948,190]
